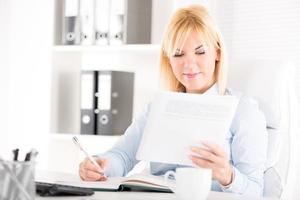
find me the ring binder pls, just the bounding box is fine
[60,0,152,45]
[62,0,80,45]
[94,0,110,45]
[79,0,95,45]
[80,71,97,135]
[109,0,126,45]
[80,70,134,135]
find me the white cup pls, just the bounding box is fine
[164,167,212,200]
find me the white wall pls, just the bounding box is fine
[215,0,300,105]
[0,0,54,165]
[0,0,11,147]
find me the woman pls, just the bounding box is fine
[79,4,268,196]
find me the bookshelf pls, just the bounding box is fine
[51,0,161,134]
[51,43,160,134]
[52,44,160,52]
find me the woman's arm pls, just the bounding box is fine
[97,104,150,177]
[190,97,268,196]
[223,97,268,196]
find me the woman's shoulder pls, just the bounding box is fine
[226,88,260,111]
[226,88,267,129]
[132,102,151,122]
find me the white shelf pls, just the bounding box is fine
[52,44,161,53]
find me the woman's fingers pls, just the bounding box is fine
[190,147,224,166]
[189,142,233,185]
[79,165,106,181]
[85,170,102,180]
[79,158,108,181]
[189,155,215,169]
[201,141,227,158]
[83,158,106,173]
[99,176,108,181]
[97,159,108,170]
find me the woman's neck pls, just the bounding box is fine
[186,80,216,94]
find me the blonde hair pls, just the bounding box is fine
[159,4,228,95]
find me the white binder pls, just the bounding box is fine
[62,0,80,45]
[97,73,112,111]
[94,0,110,45]
[79,0,95,45]
[80,71,97,135]
[109,0,127,45]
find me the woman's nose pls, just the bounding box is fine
[184,53,197,68]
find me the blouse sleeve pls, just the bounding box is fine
[97,104,150,177]
[221,97,268,196]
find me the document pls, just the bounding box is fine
[136,91,239,166]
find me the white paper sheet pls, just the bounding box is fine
[136,91,239,166]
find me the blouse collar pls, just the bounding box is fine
[202,84,218,95]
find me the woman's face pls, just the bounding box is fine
[169,31,219,94]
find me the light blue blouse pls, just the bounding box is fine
[98,85,268,196]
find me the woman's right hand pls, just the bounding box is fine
[79,157,108,181]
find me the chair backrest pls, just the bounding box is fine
[227,59,300,199]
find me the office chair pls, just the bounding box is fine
[228,59,300,199]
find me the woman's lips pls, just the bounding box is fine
[183,72,201,79]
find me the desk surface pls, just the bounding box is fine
[36,191,277,200]
[35,171,278,200]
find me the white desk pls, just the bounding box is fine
[35,171,278,200]
[36,191,277,200]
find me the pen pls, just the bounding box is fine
[24,152,31,161]
[72,136,106,175]
[24,149,38,162]
[12,148,19,161]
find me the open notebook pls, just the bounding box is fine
[37,173,174,193]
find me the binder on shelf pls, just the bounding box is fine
[80,71,134,136]
[94,0,110,45]
[109,0,127,45]
[96,72,113,134]
[126,0,152,44]
[62,0,80,45]
[79,0,95,45]
[96,71,134,135]
[80,71,97,135]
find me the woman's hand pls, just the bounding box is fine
[79,157,108,181]
[189,141,233,186]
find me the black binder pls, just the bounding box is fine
[80,70,134,136]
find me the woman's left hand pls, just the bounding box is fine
[189,141,233,186]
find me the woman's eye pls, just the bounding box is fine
[196,50,205,55]
[173,53,184,57]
